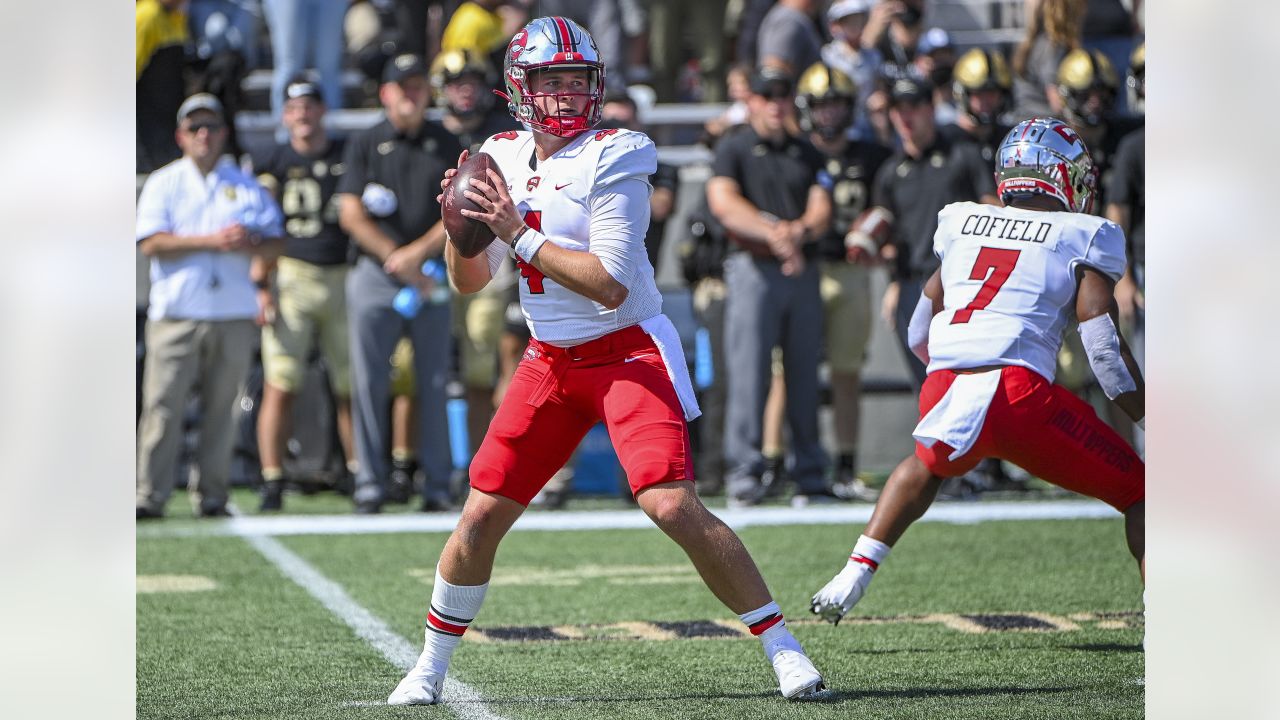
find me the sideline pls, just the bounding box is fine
[242,530,509,719]
[140,499,1119,538]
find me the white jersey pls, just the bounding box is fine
[927,201,1127,381]
[476,128,663,346]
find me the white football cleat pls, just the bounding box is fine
[810,560,876,625]
[387,663,445,706]
[772,649,826,700]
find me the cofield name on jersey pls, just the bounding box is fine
[959,213,1053,244]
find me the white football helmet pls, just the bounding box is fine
[995,117,1098,214]
[498,16,605,137]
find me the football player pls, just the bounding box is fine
[388,17,826,705]
[809,117,1145,624]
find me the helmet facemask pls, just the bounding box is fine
[499,17,606,138]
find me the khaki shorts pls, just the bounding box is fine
[453,290,507,389]
[819,261,873,375]
[389,337,415,397]
[261,257,351,395]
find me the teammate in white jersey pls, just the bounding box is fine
[810,117,1145,624]
[388,17,826,705]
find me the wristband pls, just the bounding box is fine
[514,226,548,262]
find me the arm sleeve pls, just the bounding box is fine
[588,178,652,286]
[484,239,509,278]
[1079,220,1128,281]
[135,172,171,242]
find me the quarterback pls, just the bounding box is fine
[810,117,1145,623]
[388,17,826,704]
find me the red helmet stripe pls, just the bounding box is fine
[553,16,575,52]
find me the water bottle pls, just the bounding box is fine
[694,326,714,389]
[393,259,450,318]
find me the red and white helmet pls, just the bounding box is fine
[995,117,1098,214]
[498,16,605,137]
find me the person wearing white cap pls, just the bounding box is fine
[820,0,883,132]
[136,93,286,519]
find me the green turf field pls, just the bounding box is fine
[137,513,1143,719]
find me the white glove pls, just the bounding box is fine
[810,560,877,625]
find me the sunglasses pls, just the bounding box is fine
[183,121,225,134]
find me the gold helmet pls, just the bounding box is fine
[1126,42,1145,112]
[952,48,1012,126]
[1056,48,1118,127]
[795,62,857,140]
[429,48,497,116]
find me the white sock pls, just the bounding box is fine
[850,534,891,571]
[740,601,802,663]
[419,566,488,675]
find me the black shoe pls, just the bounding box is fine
[790,488,849,508]
[760,456,787,498]
[198,505,232,518]
[259,480,284,512]
[136,506,163,521]
[727,481,765,509]
[387,459,417,504]
[354,499,383,514]
[419,493,455,513]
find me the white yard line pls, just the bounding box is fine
[240,530,508,720]
[141,499,1119,538]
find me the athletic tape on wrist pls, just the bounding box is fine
[514,226,548,263]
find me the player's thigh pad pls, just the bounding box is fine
[468,354,596,506]
[596,351,695,494]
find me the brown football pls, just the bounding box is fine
[443,151,504,258]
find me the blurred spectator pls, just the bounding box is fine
[136,94,285,519]
[1054,47,1140,193]
[1082,0,1141,115]
[430,47,520,481]
[733,0,776,70]
[188,0,263,70]
[1011,0,1084,121]
[599,94,679,271]
[647,0,729,102]
[940,47,1014,163]
[912,28,957,126]
[250,78,356,512]
[441,0,507,61]
[702,62,753,144]
[537,1,629,94]
[705,67,836,507]
[336,54,464,513]
[862,0,926,77]
[821,0,882,125]
[867,77,997,386]
[430,48,519,151]
[137,0,190,173]
[263,0,348,124]
[796,62,891,501]
[757,0,824,77]
[1105,41,1145,452]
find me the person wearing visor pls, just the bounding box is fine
[387,17,827,705]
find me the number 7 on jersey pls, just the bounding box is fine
[951,247,1021,324]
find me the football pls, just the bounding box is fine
[443,151,504,258]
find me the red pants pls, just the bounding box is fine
[915,366,1144,511]
[469,325,694,506]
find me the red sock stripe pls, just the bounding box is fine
[748,613,784,636]
[850,554,879,571]
[427,611,469,636]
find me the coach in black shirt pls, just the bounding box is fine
[706,67,836,507]
[868,76,997,385]
[337,54,464,514]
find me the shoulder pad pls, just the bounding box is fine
[593,129,657,189]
